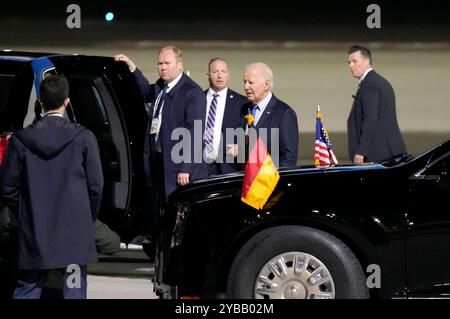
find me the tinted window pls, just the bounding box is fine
[0,74,14,114]
[0,62,33,132]
[68,76,109,135]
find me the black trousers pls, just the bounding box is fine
[207,162,223,176]
[143,151,166,240]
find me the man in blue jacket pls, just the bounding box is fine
[114,47,207,247]
[0,75,103,299]
[116,46,207,197]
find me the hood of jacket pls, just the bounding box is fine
[15,116,83,159]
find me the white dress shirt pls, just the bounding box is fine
[359,68,373,84]
[204,87,227,161]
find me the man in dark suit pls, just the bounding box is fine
[116,47,206,196]
[204,58,247,175]
[347,45,406,164]
[241,62,299,167]
[0,75,103,299]
[114,47,207,243]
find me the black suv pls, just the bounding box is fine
[0,51,149,249]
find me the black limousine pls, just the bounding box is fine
[154,140,450,299]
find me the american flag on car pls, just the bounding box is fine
[314,106,338,167]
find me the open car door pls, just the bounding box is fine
[48,55,148,243]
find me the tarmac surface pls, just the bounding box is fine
[38,247,156,299]
[87,248,156,299]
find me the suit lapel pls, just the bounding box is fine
[148,80,165,119]
[153,78,165,99]
[350,71,372,116]
[241,102,252,129]
[350,90,359,116]
[221,89,234,131]
[255,95,277,128]
[166,73,186,98]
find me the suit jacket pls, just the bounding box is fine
[134,69,207,197]
[204,88,247,174]
[0,116,103,269]
[241,94,299,167]
[347,70,406,162]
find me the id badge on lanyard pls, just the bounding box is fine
[150,118,161,135]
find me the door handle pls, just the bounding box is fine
[409,174,440,182]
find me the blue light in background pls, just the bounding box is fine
[105,12,115,22]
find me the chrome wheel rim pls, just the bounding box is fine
[254,252,335,299]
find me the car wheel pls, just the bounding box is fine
[226,225,369,299]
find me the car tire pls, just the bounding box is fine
[226,225,369,299]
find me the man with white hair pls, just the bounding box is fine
[241,62,299,167]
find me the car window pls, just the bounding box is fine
[23,82,38,128]
[0,62,33,133]
[67,77,109,135]
[0,74,14,113]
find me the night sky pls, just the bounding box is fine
[1,1,450,43]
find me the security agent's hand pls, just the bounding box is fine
[177,172,190,186]
[226,144,239,157]
[353,154,365,165]
[114,54,137,73]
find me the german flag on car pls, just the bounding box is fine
[241,137,280,210]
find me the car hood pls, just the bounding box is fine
[168,164,388,201]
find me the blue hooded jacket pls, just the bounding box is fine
[0,116,103,269]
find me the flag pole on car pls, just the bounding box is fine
[314,105,338,167]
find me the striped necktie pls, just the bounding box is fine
[204,93,219,153]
